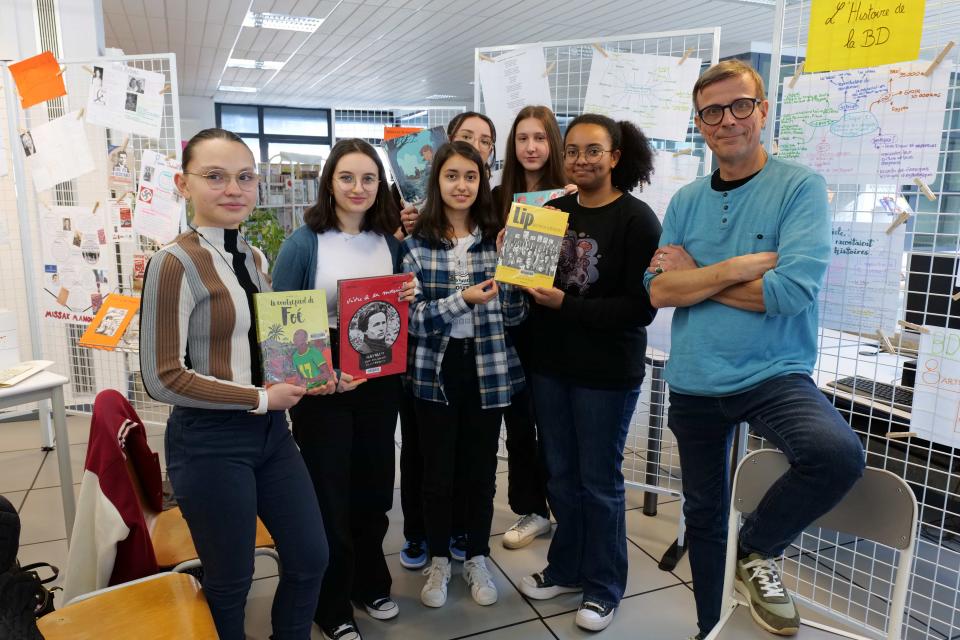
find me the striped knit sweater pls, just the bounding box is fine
[139,227,271,410]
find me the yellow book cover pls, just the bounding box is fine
[253,290,334,389]
[495,202,569,289]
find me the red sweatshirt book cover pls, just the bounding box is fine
[338,274,409,379]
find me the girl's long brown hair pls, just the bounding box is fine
[412,141,500,247]
[498,105,566,221]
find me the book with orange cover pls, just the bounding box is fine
[79,294,140,350]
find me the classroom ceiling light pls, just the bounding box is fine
[218,85,258,93]
[425,94,457,100]
[243,11,324,32]
[399,110,428,121]
[227,58,286,70]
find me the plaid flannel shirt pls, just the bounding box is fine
[400,232,527,409]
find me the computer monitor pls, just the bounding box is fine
[904,252,960,331]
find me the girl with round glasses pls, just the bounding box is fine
[140,128,329,639]
[273,138,415,640]
[517,114,662,633]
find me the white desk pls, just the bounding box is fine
[0,372,74,540]
[815,328,911,422]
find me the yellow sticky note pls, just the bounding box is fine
[805,0,925,72]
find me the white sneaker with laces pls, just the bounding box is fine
[502,513,551,549]
[463,555,498,605]
[420,557,451,608]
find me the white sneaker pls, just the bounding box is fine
[575,600,616,631]
[420,557,451,607]
[502,513,551,549]
[463,555,498,605]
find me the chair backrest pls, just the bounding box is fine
[733,449,916,550]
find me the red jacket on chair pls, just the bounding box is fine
[61,390,162,603]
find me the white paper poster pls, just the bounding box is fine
[634,150,701,221]
[819,219,904,335]
[912,327,960,448]
[22,111,95,192]
[133,150,183,245]
[584,51,701,143]
[40,205,117,324]
[85,64,165,139]
[779,61,950,183]
[478,47,554,160]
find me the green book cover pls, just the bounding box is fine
[253,290,334,389]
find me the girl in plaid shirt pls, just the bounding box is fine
[399,141,526,610]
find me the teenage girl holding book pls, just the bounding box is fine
[517,114,662,633]
[400,141,526,608]
[272,138,415,640]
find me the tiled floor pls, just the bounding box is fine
[2,413,950,639]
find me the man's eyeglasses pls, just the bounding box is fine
[563,147,613,163]
[335,174,380,191]
[183,171,260,192]
[696,98,762,126]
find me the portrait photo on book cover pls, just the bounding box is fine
[347,301,401,369]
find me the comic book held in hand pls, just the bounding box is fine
[495,202,569,289]
[338,274,409,380]
[79,294,140,350]
[513,188,567,207]
[254,291,334,389]
[383,126,448,205]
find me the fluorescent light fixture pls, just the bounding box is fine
[425,94,457,100]
[399,110,428,121]
[227,58,286,70]
[218,85,258,93]
[243,11,324,32]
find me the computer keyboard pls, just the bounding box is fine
[828,376,914,409]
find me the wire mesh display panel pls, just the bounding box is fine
[762,2,960,638]
[473,30,719,494]
[0,54,181,429]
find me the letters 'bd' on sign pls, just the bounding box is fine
[804,0,925,72]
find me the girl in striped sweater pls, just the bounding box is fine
[140,128,329,640]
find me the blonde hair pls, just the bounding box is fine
[692,60,766,109]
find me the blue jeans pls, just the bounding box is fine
[668,373,865,636]
[166,407,328,640]
[532,373,641,608]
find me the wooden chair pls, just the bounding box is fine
[705,449,918,640]
[122,445,280,573]
[38,572,217,639]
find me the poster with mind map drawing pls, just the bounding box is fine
[779,61,949,183]
[583,50,702,142]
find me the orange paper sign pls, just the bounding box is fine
[384,126,422,141]
[9,51,67,109]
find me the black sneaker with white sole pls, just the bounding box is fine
[575,600,616,631]
[362,596,399,620]
[518,571,582,600]
[321,621,361,640]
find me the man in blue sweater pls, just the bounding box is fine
[643,60,865,639]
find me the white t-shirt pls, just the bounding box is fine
[449,233,477,339]
[315,230,393,328]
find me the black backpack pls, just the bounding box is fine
[0,495,59,640]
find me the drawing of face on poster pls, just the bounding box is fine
[124,92,138,112]
[112,151,130,177]
[348,301,401,355]
[20,132,36,157]
[127,75,145,94]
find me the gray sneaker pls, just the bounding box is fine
[734,553,800,636]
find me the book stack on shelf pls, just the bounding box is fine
[258,162,321,236]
